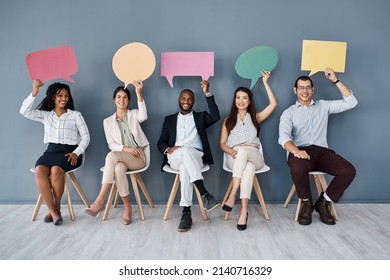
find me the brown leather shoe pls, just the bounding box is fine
[298,199,313,225]
[314,193,336,225]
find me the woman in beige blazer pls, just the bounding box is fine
[85,81,149,225]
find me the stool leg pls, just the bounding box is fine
[31,194,43,221]
[130,174,145,221]
[102,183,117,221]
[253,176,270,220]
[64,176,75,221]
[295,198,302,222]
[163,174,180,221]
[194,186,208,221]
[135,173,154,208]
[113,188,120,208]
[283,184,296,208]
[67,172,90,208]
[223,180,233,221]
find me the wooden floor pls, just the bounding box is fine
[0,203,390,260]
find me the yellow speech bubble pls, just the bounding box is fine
[301,40,347,76]
[112,42,156,88]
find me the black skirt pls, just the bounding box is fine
[35,143,83,172]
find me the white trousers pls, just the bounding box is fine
[167,147,204,206]
[227,146,264,199]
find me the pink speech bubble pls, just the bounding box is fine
[161,52,214,88]
[26,45,78,82]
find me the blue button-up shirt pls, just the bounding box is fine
[278,93,358,149]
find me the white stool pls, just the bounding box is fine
[100,145,154,221]
[162,164,210,221]
[30,154,89,221]
[221,144,270,220]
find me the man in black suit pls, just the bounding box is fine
[158,80,221,232]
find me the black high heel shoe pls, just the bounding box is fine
[237,212,248,231]
[222,204,233,212]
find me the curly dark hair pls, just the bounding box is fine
[36,82,74,111]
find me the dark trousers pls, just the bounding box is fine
[287,145,356,202]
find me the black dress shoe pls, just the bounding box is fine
[44,214,53,223]
[202,193,220,211]
[178,211,192,232]
[314,193,336,225]
[222,204,233,212]
[44,210,61,223]
[237,212,248,231]
[298,199,313,225]
[54,211,63,226]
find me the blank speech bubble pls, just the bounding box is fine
[112,42,156,88]
[26,45,78,82]
[301,40,347,76]
[161,52,214,88]
[235,46,278,89]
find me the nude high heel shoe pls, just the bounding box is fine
[84,204,104,218]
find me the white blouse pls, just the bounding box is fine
[226,113,261,148]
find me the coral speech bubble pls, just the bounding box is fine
[301,40,347,76]
[161,52,214,88]
[112,42,156,88]
[26,45,78,83]
[235,46,278,89]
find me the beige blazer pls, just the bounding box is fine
[103,101,149,151]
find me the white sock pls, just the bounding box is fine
[323,192,332,202]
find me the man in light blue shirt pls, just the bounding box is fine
[279,68,358,226]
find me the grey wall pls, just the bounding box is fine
[1,0,389,204]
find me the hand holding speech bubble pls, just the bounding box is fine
[301,40,347,76]
[112,42,156,88]
[161,52,214,88]
[26,45,78,82]
[235,46,278,89]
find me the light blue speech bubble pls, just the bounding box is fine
[235,46,278,89]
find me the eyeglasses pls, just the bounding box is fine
[297,86,313,92]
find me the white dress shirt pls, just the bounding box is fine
[175,111,202,151]
[20,92,90,156]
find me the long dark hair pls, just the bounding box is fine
[113,86,131,100]
[36,82,74,111]
[225,87,260,136]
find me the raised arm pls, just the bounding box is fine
[256,70,277,123]
[131,80,148,123]
[324,68,351,97]
[201,80,221,127]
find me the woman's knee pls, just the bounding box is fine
[105,152,117,164]
[50,166,65,180]
[35,165,50,178]
[114,162,127,175]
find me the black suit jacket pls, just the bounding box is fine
[157,95,220,171]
